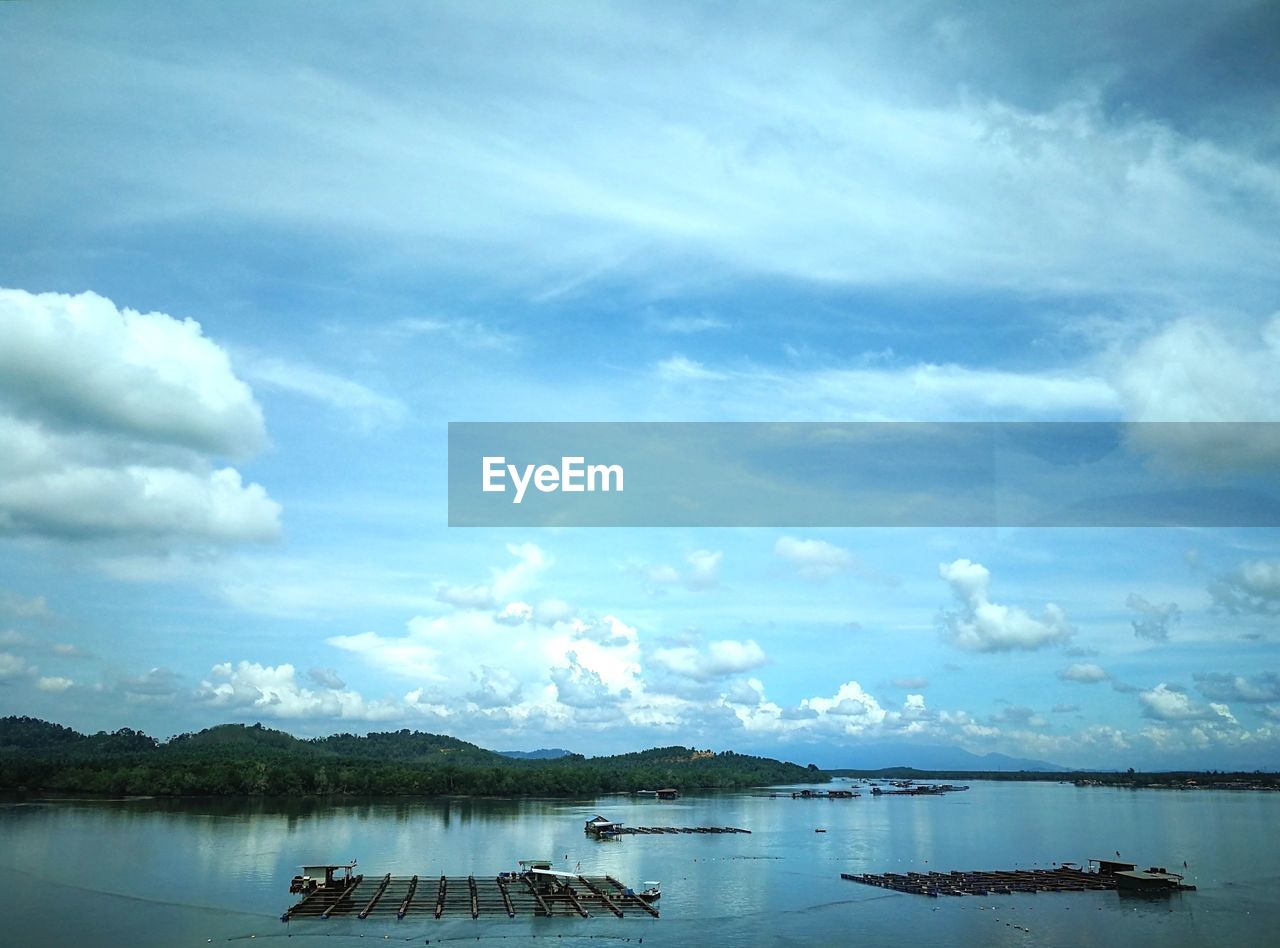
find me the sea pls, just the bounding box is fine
[1,780,1276,947]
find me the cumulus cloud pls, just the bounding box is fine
[1209,559,1280,616]
[1126,593,1180,641]
[800,681,888,731]
[939,559,1072,652]
[195,660,402,721]
[0,288,280,543]
[35,676,74,692]
[651,639,767,682]
[1139,683,1213,721]
[1060,663,1109,684]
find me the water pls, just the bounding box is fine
[1,781,1275,947]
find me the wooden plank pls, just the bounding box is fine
[434,875,447,918]
[357,873,391,919]
[397,874,418,919]
[577,875,622,917]
[320,874,364,919]
[469,875,479,919]
[496,876,515,916]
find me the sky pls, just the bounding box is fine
[1,1,1279,769]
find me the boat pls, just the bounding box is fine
[638,881,661,902]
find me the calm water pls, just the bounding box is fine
[1,781,1276,947]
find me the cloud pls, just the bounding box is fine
[939,559,1072,652]
[801,681,888,730]
[1060,663,1109,684]
[118,667,184,703]
[644,312,729,334]
[775,536,856,579]
[1209,559,1280,616]
[0,288,280,544]
[651,639,767,682]
[0,652,32,681]
[1126,593,1180,642]
[1193,672,1280,704]
[891,676,929,690]
[235,353,407,430]
[385,316,516,351]
[683,550,722,590]
[35,676,74,692]
[633,549,723,591]
[195,660,402,721]
[436,583,497,610]
[1139,683,1212,721]
[307,667,346,690]
[551,652,627,710]
[655,355,726,382]
[0,589,51,619]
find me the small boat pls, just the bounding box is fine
[638,881,661,902]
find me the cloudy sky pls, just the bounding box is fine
[2,1,1278,769]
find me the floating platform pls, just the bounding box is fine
[614,825,750,835]
[282,872,660,921]
[584,815,749,838]
[842,865,1126,897]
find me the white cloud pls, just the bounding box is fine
[939,559,1072,652]
[0,288,280,543]
[195,660,402,721]
[436,583,496,609]
[1210,559,1280,616]
[1139,683,1211,721]
[775,536,855,579]
[632,549,723,591]
[656,355,726,382]
[684,549,722,589]
[0,288,265,455]
[651,639,767,681]
[1060,663,1109,684]
[0,651,31,680]
[35,676,74,692]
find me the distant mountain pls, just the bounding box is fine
[497,748,574,760]
[761,741,1070,772]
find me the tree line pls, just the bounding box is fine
[0,716,817,797]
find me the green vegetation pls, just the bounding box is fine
[829,766,1280,789]
[0,716,815,797]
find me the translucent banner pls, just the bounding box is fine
[448,422,1280,527]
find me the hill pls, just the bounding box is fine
[0,716,814,797]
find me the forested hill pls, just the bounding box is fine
[0,716,817,797]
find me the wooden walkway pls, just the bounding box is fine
[282,873,659,921]
[842,865,1119,897]
[614,825,750,835]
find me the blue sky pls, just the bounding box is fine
[1,1,1279,769]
